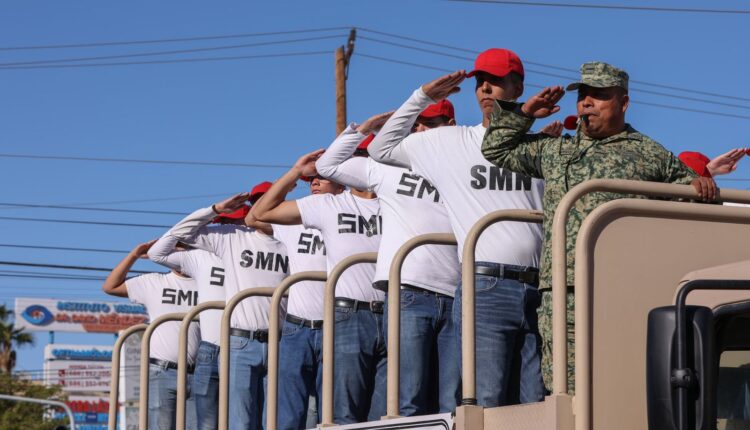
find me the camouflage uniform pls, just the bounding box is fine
[481,62,698,391]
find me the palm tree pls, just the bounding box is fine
[0,304,34,373]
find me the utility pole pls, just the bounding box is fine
[335,28,356,134]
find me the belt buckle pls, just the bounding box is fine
[370,301,384,313]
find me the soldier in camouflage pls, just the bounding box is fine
[480,61,717,391]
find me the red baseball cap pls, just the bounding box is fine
[418,99,455,120]
[679,151,712,178]
[212,205,250,223]
[249,181,272,204]
[467,48,524,79]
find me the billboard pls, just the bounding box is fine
[44,345,113,393]
[15,297,148,333]
[51,395,109,430]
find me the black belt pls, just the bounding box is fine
[229,328,269,343]
[474,265,539,284]
[286,314,324,329]
[149,358,194,374]
[399,283,452,299]
[334,297,384,314]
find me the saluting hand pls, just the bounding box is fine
[539,120,563,137]
[706,148,748,176]
[214,192,250,213]
[521,86,566,118]
[132,240,157,259]
[294,149,325,177]
[358,111,394,136]
[422,70,466,101]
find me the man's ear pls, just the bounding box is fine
[514,82,525,101]
[621,93,630,114]
[448,118,457,126]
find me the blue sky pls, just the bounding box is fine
[2,0,748,373]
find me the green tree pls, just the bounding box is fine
[0,373,69,430]
[0,304,34,373]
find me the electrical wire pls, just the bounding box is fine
[0,203,187,216]
[446,0,750,14]
[0,261,153,274]
[0,153,289,169]
[0,216,171,229]
[0,34,346,68]
[0,243,129,254]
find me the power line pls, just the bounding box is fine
[0,34,346,68]
[0,261,152,274]
[0,273,105,282]
[0,51,330,71]
[0,202,187,216]
[0,153,289,169]
[56,193,231,208]
[357,52,750,121]
[0,26,351,51]
[0,269,109,279]
[355,27,750,103]
[0,216,171,229]
[446,0,750,14]
[0,243,129,254]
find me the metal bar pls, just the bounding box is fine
[321,252,378,426]
[385,233,456,418]
[574,198,750,430]
[139,312,189,430]
[460,209,543,404]
[108,323,147,430]
[550,179,750,395]
[267,271,328,430]
[176,301,225,430]
[218,287,277,430]
[0,394,76,430]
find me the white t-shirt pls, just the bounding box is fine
[316,126,459,296]
[273,223,328,320]
[368,88,545,266]
[166,208,290,331]
[126,272,201,365]
[147,237,228,346]
[296,191,384,302]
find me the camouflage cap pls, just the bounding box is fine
[566,61,629,91]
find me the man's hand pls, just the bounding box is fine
[539,120,563,137]
[521,86,565,118]
[422,70,466,101]
[706,148,747,176]
[358,111,394,136]
[131,240,157,259]
[214,192,250,214]
[293,149,325,177]
[691,177,718,202]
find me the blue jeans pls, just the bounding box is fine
[148,362,197,430]
[333,305,387,424]
[277,318,323,430]
[229,334,268,430]
[453,262,544,407]
[383,289,460,415]
[193,341,220,430]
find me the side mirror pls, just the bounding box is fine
[646,305,716,430]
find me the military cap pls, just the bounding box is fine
[566,61,629,91]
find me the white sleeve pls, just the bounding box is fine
[367,87,436,169]
[315,124,371,191]
[296,194,326,230]
[160,207,224,257]
[147,234,186,272]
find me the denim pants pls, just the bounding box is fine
[148,362,197,430]
[333,305,387,424]
[453,261,545,407]
[277,318,323,430]
[193,341,220,430]
[229,334,268,430]
[383,289,460,415]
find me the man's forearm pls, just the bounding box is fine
[102,252,139,297]
[147,234,183,271]
[481,101,543,177]
[249,168,299,223]
[316,124,369,190]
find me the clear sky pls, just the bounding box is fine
[2,0,748,374]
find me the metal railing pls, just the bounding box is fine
[459,209,543,405]
[218,287,279,430]
[320,252,378,426]
[176,301,225,430]
[385,233,457,418]
[0,394,76,430]
[266,271,328,430]
[139,312,190,430]
[108,323,146,430]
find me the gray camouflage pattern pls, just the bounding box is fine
[566,61,629,91]
[481,101,697,290]
[539,289,574,392]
